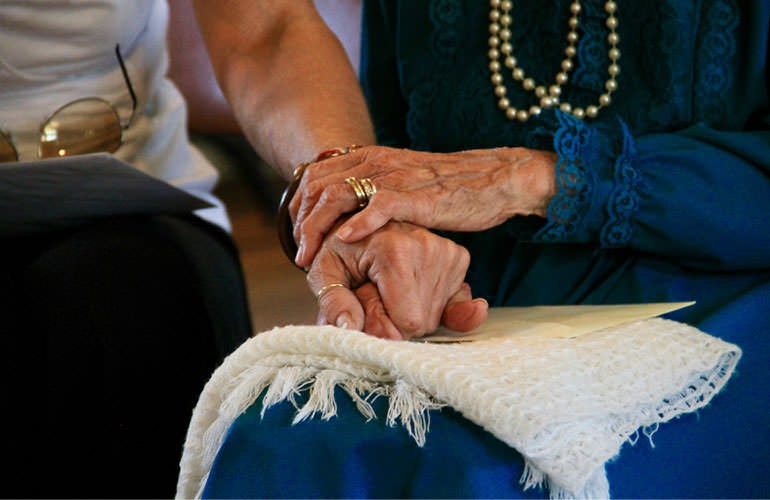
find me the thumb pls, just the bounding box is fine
[440,284,489,333]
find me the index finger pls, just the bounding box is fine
[307,257,365,331]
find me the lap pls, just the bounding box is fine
[206,365,768,499]
[201,281,770,499]
[204,388,537,499]
[0,214,251,497]
[2,214,250,356]
[607,280,770,498]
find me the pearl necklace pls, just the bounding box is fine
[487,0,620,121]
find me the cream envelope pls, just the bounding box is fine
[419,301,696,342]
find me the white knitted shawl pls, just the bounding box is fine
[176,317,740,499]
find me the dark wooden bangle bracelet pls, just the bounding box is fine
[277,174,303,269]
[276,145,362,270]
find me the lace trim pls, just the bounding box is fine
[538,111,641,246]
[694,0,738,123]
[537,111,593,241]
[600,120,640,247]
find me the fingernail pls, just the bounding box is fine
[337,226,352,241]
[294,244,305,265]
[473,298,489,308]
[336,313,352,329]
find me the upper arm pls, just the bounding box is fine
[189,0,325,78]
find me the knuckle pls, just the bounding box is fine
[371,230,401,252]
[398,311,427,335]
[295,200,312,225]
[303,161,323,181]
[314,187,335,211]
[304,178,325,202]
[458,245,471,267]
[294,219,309,242]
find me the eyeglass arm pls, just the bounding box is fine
[115,44,138,128]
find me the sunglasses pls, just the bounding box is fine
[0,45,137,163]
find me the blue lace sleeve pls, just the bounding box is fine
[534,111,639,248]
[532,112,770,271]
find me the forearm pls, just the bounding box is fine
[191,0,375,178]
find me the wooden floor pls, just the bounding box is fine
[206,140,318,335]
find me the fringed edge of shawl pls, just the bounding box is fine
[177,333,741,500]
[177,363,447,499]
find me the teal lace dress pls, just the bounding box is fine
[201,1,769,497]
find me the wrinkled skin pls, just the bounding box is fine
[306,221,488,340]
[291,145,558,267]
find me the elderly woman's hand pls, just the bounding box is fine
[291,145,557,267]
[306,220,488,340]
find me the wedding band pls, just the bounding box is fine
[345,177,369,208]
[316,282,347,302]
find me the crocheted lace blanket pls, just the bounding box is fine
[176,317,740,499]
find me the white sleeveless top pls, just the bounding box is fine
[0,0,229,230]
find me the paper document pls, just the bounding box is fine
[420,301,696,342]
[0,153,212,237]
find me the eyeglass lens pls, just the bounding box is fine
[38,98,123,159]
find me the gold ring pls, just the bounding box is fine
[345,177,369,208]
[316,282,347,302]
[359,177,377,200]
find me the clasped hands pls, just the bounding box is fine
[289,145,557,340]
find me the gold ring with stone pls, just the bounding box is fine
[359,177,377,200]
[345,177,369,208]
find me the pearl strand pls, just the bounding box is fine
[488,0,621,122]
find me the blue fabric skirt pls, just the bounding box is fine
[201,281,770,499]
